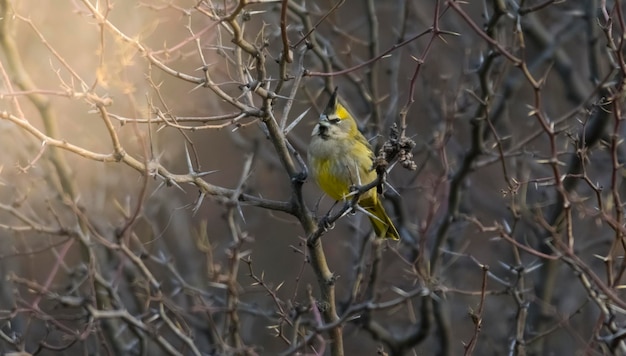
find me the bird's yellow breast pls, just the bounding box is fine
[309,136,377,202]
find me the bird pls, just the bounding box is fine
[308,88,400,240]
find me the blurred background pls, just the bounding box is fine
[0,0,624,355]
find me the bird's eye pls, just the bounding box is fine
[328,117,340,124]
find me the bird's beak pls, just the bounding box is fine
[312,116,329,137]
[318,114,330,127]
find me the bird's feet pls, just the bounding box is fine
[319,215,335,231]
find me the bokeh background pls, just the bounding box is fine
[1,0,625,355]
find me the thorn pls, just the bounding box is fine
[184,143,194,173]
[384,181,399,196]
[284,107,311,134]
[150,181,166,198]
[196,169,220,177]
[192,192,206,216]
[355,205,383,223]
[189,82,205,93]
[355,163,362,186]
[167,178,185,192]
[237,203,246,224]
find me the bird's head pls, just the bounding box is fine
[312,87,358,140]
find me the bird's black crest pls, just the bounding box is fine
[323,87,339,116]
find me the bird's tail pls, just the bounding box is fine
[364,199,400,240]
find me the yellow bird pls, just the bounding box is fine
[308,88,400,240]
